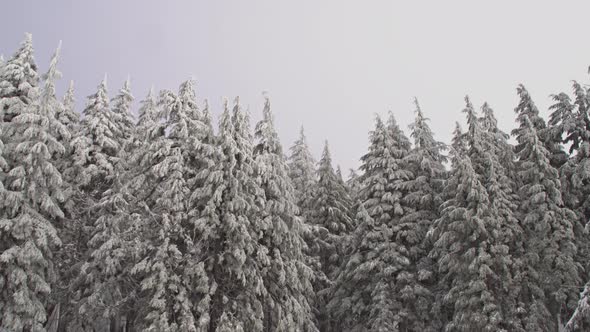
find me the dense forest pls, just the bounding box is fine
[2,33,590,332]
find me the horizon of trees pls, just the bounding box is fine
[2,33,590,332]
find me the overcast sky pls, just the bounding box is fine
[2,0,590,172]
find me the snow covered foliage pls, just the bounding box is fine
[328,112,424,331]
[515,115,579,331]
[0,33,39,126]
[307,142,354,272]
[4,32,590,332]
[0,42,67,331]
[68,77,119,198]
[253,96,316,331]
[288,126,316,212]
[110,78,135,155]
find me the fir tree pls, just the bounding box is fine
[69,76,119,202]
[465,98,524,330]
[514,84,567,168]
[253,96,316,331]
[59,81,79,135]
[0,33,39,125]
[479,102,519,189]
[329,114,415,331]
[288,126,316,212]
[110,77,135,155]
[401,98,447,331]
[0,43,67,331]
[549,80,590,329]
[191,98,270,331]
[450,122,467,164]
[306,141,353,277]
[515,115,579,331]
[429,148,508,331]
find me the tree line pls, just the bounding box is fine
[2,33,590,332]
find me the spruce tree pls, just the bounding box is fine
[288,126,316,212]
[0,33,39,125]
[549,80,590,330]
[253,96,316,331]
[110,78,135,155]
[68,76,119,203]
[429,148,508,331]
[190,98,270,331]
[329,114,415,331]
[305,141,353,279]
[515,115,579,331]
[450,121,467,162]
[59,81,79,135]
[465,98,524,330]
[130,86,207,331]
[479,102,519,189]
[402,98,447,331]
[514,84,567,169]
[0,43,67,331]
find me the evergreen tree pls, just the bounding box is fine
[0,33,39,125]
[288,126,316,212]
[464,98,524,331]
[513,84,567,168]
[69,76,119,203]
[59,80,79,136]
[306,141,353,277]
[110,78,135,155]
[0,43,67,331]
[253,96,316,331]
[75,173,141,331]
[64,77,122,328]
[450,122,467,163]
[132,87,159,149]
[329,114,415,331]
[190,98,271,331]
[515,115,579,331]
[401,98,447,331]
[479,102,519,189]
[429,148,508,331]
[130,86,207,331]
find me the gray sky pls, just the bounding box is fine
[2,0,590,172]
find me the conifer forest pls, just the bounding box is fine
[4,32,590,332]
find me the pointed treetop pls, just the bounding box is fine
[413,97,424,118]
[514,83,546,131]
[62,80,76,116]
[219,97,232,136]
[480,102,497,130]
[10,32,36,67]
[386,110,398,127]
[202,98,212,126]
[322,140,331,161]
[262,94,273,125]
[299,125,306,137]
[43,42,62,85]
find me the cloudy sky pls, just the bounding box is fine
[2,0,590,172]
